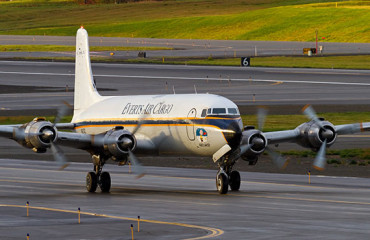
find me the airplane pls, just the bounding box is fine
[0,27,369,194]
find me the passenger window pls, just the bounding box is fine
[201,109,207,117]
[212,108,226,114]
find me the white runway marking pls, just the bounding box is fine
[1,71,370,86]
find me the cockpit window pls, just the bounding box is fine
[204,108,240,116]
[212,108,226,114]
[228,108,238,115]
[201,109,207,117]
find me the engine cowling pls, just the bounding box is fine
[16,118,57,152]
[102,128,137,160]
[296,119,337,150]
[240,128,267,164]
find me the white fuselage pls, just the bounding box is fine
[72,93,243,157]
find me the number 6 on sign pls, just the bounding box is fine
[241,57,250,67]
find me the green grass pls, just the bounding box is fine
[0,115,72,125]
[241,112,370,132]
[1,0,370,42]
[172,55,370,69]
[120,55,370,70]
[283,149,370,164]
[0,45,171,52]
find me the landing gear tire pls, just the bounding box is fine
[216,172,229,194]
[86,171,98,193]
[99,171,111,193]
[229,170,241,191]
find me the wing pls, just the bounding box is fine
[264,129,299,145]
[239,119,370,170]
[264,122,370,145]
[0,125,18,139]
[0,120,156,161]
[264,122,369,147]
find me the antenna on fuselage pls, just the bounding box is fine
[194,85,197,94]
[172,85,176,94]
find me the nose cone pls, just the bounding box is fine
[41,129,55,142]
[252,137,265,150]
[321,129,334,140]
[119,137,134,151]
[223,120,242,150]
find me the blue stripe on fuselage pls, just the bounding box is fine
[75,116,241,129]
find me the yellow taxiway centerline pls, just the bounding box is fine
[0,204,224,240]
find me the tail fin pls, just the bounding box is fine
[72,27,102,121]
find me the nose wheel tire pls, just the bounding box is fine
[229,170,241,191]
[216,172,229,194]
[86,172,98,193]
[99,171,111,193]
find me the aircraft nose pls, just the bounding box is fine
[223,120,242,150]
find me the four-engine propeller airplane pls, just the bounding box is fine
[0,27,369,194]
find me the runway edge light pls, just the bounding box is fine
[26,201,29,217]
[131,224,134,240]
[138,216,140,232]
[78,207,81,224]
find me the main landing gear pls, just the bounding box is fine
[216,165,241,194]
[86,155,111,193]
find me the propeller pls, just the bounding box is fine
[257,107,288,169]
[128,150,145,178]
[240,107,288,169]
[54,101,72,125]
[49,102,72,169]
[265,147,289,170]
[313,139,327,171]
[302,104,324,129]
[50,142,70,170]
[115,116,150,178]
[303,105,365,170]
[126,116,152,178]
[13,127,26,140]
[301,105,331,171]
[257,107,268,130]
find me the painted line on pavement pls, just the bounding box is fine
[1,71,370,86]
[0,204,224,240]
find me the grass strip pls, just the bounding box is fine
[1,1,369,42]
[119,55,370,70]
[1,54,369,70]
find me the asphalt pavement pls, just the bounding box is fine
[1,159,369,240]
[1,34,370,58]
[0,61,369,112]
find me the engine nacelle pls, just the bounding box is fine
[240,129,267,163]
[102,127,136,160]
[296,119,337,150]
[16,118,57,152]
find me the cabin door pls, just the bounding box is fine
[186,108,196,141]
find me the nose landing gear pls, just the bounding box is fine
[216,166,241,194]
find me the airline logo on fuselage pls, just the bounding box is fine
[122,102,174,115]
[196,128,208,142]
